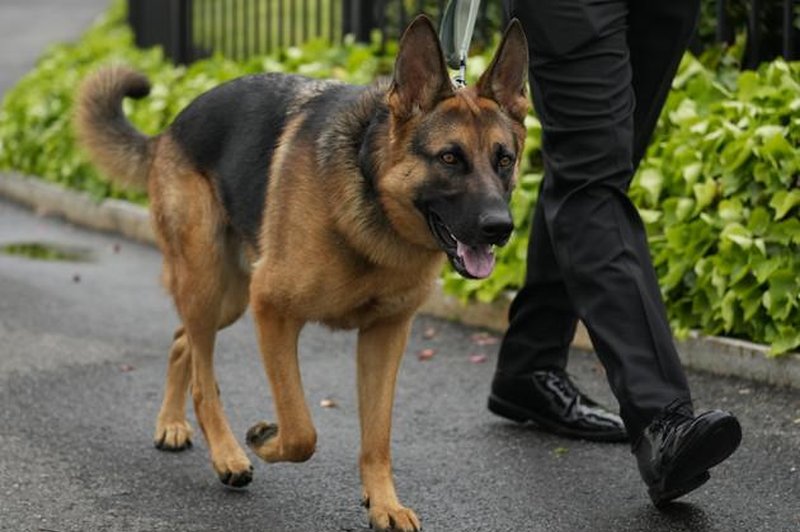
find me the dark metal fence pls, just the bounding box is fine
[713,0,800,68]
[129,0,343,62]
[128,0,800,67]
[191,0,344,59]
[128,0,468,63]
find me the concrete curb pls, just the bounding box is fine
[3,171,799,390]
[420,285,800,390]
[0,172,155,244]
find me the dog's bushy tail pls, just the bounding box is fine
[75,66,153,190]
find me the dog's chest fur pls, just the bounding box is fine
[252,227,444,329]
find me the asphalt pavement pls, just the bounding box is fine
[0,0,111,95]
[1,198,799,532]
[0,1,799,530]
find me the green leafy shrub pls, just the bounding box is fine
[0,1,154,203]
[0,2,797,354]
[630,55,800,354]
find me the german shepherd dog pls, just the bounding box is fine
[76,16,528,531]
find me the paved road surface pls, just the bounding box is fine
[0,0,110,95]
[1,200,798,532]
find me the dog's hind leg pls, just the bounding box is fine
[154,326,194,451]
[356,314,420,532]
[154,242,251,454]
[186,240,253,488]
[177,255,253,488]
[152,169,252,489]
[246,297,316,464]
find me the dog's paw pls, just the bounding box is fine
[216,464,254,488]
[246,421,316,463]
[246,421,279,448]
[154,420,193,452]
[363,499,421,532]
[212,445,253,489]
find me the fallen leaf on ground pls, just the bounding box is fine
[469,353,487,364]
[553,446,569,458]
[422,327,437,339]
[119,364,135,372]
[470,332,499,346]
[417,348,436,361]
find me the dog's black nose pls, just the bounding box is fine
[478,211,514,245]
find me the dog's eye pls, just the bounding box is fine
[440,152,458,165]
[498,156,513,168]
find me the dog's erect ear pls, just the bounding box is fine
[388,15,454,119]
[476,19,529,123]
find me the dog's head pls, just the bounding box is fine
[377,15,529,279]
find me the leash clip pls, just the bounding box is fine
[453,56,467,88]
[440,0,480,89]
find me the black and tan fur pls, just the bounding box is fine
[75,16,528,532]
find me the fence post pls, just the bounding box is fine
[128,0,141,47]
[171,0,192,64]
[716,0,734,44]
[343,0,375,42]
[742,0,762,69]
[126,0,192,64]
[784,0,799,60]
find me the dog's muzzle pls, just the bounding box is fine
[426,212,511,279]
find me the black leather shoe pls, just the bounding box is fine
[488,369,628,442]
[634,402,742,507]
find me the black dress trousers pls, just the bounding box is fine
[496,0,701,440]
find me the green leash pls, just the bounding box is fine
[439,0,481,87]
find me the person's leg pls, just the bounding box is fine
[491,188,628,442]
[629,1,702,168]
[494,0,740,505]
[522,0,688,441]
[497,195,577,375]
[624,0,741,506]
[523,0,709,440]
[490,0,627,444]
[496,2,703,384]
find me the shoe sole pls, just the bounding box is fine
[487,394,629,443]
[650,471,710,507]
[649,415,742,506]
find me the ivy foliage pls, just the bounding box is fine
[0,3,797,354]
[631,54,800,355]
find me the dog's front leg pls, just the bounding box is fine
[246,299,317,463]
[357,314,420,532]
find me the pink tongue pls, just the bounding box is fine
[456,241,495,279]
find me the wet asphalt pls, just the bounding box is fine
[1,198,799,532]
